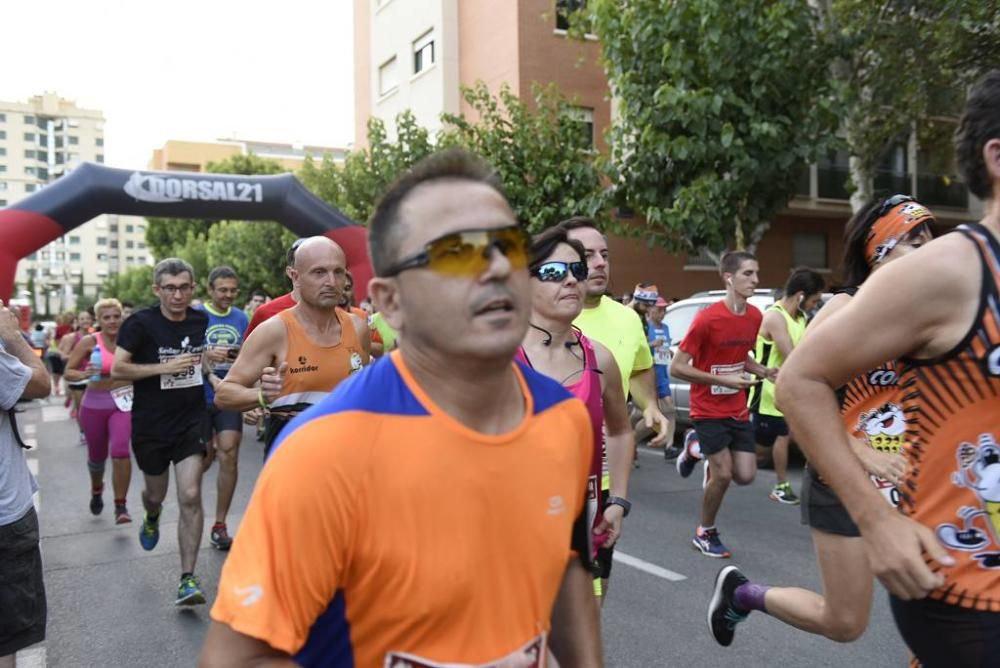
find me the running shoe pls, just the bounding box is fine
[708,565,750,647]
[676,429,701,478]
[115,504,132,524]
[769,481,800,505]
[139,512,160,551]
[89,491,104,516]
[210,523,233,551]
[663,444,682,460]
[693,527,732,558]
[175,574,206,606]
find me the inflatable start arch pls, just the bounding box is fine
[0,162,371,300]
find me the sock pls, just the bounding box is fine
[147,510,160,523]
[114,498,126,507]
[213,522,226,529]
[733,582,770,613]
[92,483,104,495]
[697,525,715,535]
[181,572,193,581]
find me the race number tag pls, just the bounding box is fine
[110,385,134,412]
[159,357,203,390]
[710,362,743,395]
[870,474,900,507]
[654,342,672,366]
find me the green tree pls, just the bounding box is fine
[818,0,1000,210]
[439,82,604,231]
[100,265,155,306]
[205,221,297,299]
[299,111,435,224]
[588,0,840,252]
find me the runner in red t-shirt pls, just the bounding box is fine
[670,251,776,558]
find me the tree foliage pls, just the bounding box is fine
[99,265,155,307]
[440,82,604,231]
[589,0,840,252]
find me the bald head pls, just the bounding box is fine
[290,236,349,311]
[292,236,346,269]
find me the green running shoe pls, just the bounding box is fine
[139,512,160,551]
[176,574,206,606]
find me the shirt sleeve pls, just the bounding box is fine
[210,415,365,655]
[115,313,143,355]
[631,311,654,373]
[679,310,707,360]
[0,342,31,411]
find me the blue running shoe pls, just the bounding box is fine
[676,429,701,478]
[175,574,206,606]
[693,527,732,558]
[708,566,750,646]
[139,512,160,551]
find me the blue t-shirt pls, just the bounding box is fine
[197,303,249,404]
[646,322,672,367]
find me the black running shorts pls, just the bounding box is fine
[0,507,46,656]
[799,467,861,538]
[750,412,789,448]
[693,418,755,457]
[132,422,205,476]
[890,595,1000,668]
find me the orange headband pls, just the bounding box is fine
[865,201,934,267]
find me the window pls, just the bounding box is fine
[24,166,36,176]
[126,256,135,263]
[97,253,107,261]
[68,135,79,145]
[23,182,36,192]
[0,148,6,156]
[663,303,707,345]
[0,183,6,191]
[136,255,146,264]
[96,137,103,147]
[126,240,134,249]
[413,30,435,75]
[0,130,5,139]
[109,223,118,232]
[125,224,134,233]
[69,252,81,261]
[0,166,7,174]
[23,115,35,125]
[110,240,118,248]
[556,0,587,31]
[37,168,47,181]
[562,106,595,150]
[792,232,828,269]
[0,113,5,122]
[69,235,80,244]
[96,237,107,246]
[96,154,104,163]
[38,133,47,147]
[23,132,35,142]
[378,56,399,96]
[137,242,146,249]
[55,252,64,261]
[24,149,35,159]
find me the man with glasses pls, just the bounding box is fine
[112,258,210,605]
[196,266,249,551]
[214,237,369,456]
[201,149,600,666]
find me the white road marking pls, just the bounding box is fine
[32,491,40,513]
[24,423,36,435]
[41,406,68,423]
[16,645,47,668]
[23,437,37,448]
[613,550,687,582]
[27,459,38,476]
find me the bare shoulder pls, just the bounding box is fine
[349,313,368,334]
[243,314,286,351]
[590,338,615,370]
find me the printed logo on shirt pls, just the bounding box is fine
[857,402,905,453]
[986,345,1000,376]
[385,634,547,668]
[547,496,566,516]
[350,351,364,374]
[234,584,263,607]
[935,432,1000,569]
[290,355,319,374]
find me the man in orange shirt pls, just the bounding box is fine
[200,149,601,667]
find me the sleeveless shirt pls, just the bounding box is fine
[748,302,806,416]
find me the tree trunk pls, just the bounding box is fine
[746,220,771,255]
[848,155,873,213]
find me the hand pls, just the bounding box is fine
[594,503,625,549]
[859,449,907,486]
[717,373,757,390]
[83,363,100,377]
[643,404,670,446]
[243,407,266,425]
[161,354,200,375]
[860,510,954,600]
[205,346,229,364]
[0,303,21,344]
[259,362,288,403]
[763,367,779,382]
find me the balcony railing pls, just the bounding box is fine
[916,173,968,209]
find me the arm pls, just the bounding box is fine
[214,319,283,412]
[0,307,50,399]
[744,355,775,382]
[776,238,971,600]
[670,350,754,390]
[764,309,795,359]
[593,344,633,546]
[627,367,670,446]
[199,624,295,668]
[111,345,198,381]
[64,335,96,383]
[350,314,371,360]
[547,559,603,666]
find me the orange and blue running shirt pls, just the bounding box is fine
[897,223,1000,612]
[212,350,593,667]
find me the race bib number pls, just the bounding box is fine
[870,474,900,507]
[384,634,548,668]
[159,357,203,390]
[110,385,134,412]
[654,340,672,366]
[710,362,744,395]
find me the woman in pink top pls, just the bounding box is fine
[515,226,635,600]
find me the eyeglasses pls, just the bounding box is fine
[157,284,194,294]
[532,261,589,283]
[383,225,531,278]
[876,194,915,218]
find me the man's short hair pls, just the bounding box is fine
[719,250,756,277]
[956,70,1000,201]
[368,148,506,277]
[554,216,602,236]
[207,265,238,289]
[153,258,194,285]
[784,267,825,297]
[250,289,267,300]
[286,238,305,268]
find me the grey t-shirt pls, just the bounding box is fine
[0,338,36,526]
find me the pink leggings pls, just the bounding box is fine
[79,390,132,469]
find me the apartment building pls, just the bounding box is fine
[149,138,347,173]
[354,0,981,295]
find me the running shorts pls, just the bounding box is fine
[890,595,1000,668]
[132,422,205,476]
[0,507,46,656]
[692,418,755,457]
[750,411,788,448]
[202,404,243,439]
[799,467,861,538]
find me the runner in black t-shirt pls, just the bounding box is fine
[112,258,210,606]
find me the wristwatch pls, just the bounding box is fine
[606,496,632,517]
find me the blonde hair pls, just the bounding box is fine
[94,298,123,318]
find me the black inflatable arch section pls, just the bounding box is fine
[0,162,371,301]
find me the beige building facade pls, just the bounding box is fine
[149,138,347,173]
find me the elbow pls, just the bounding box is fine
[110,363,125,381]
[213,383,234,411]
[23,371,52,400]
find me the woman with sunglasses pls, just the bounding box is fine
[516,226,635,590]
[707,194,936,648]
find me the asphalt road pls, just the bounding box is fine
[16,396,910,667]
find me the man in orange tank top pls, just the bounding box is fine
[777,71,1000,666]
[214,237,370,454]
